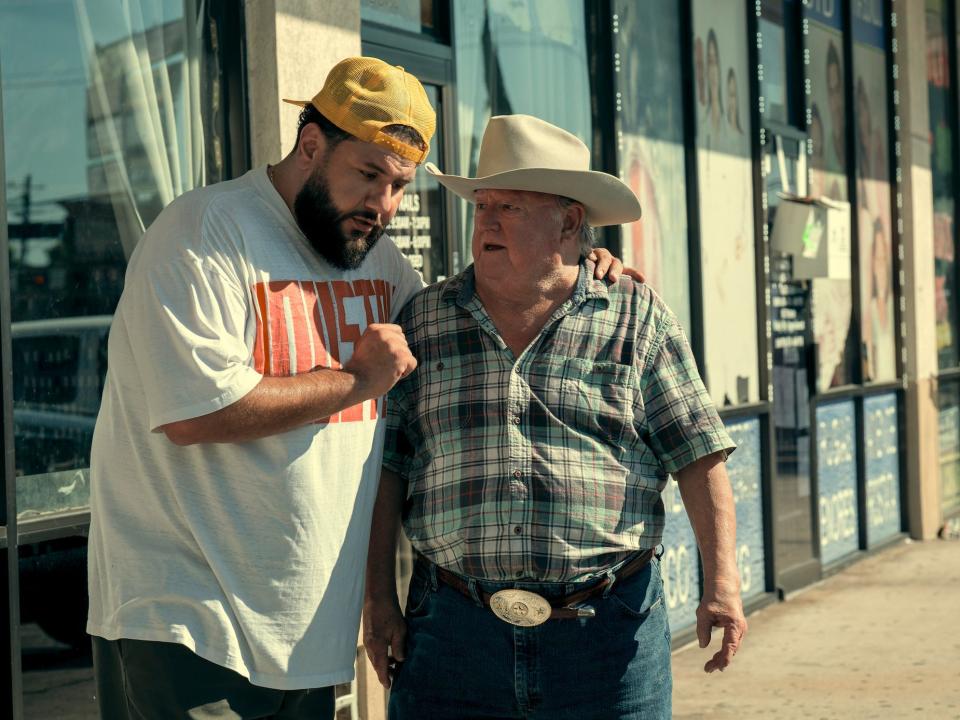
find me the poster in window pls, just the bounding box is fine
[931,0,958,368]
[853,1,896,383]
[614,0,691,332]
[807,4,856,392]
[692,0,759,407]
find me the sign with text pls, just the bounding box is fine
[864,393,901,545]
[726,418,766,600]
[660,477,700,634]
[817,400,860,564]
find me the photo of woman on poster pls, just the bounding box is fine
[727,68,743,134]
[807,14,854,391]
[863,218,896,380]
[854,48,896,382]
[694,1,759,406]
[706,29,724,139]
[615,0,691,331]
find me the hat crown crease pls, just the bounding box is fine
[476,118,589,176]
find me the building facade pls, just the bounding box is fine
[0,0,954,717]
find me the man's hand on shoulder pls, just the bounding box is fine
[696,577,747,673]
[363,596,407,689]
[588,248,646,284]
[344,323,417,400]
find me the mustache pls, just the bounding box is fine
[339,210,382,228]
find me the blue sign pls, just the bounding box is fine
[864,394,901,546]
[725,418,766,601]
[817,400,860,564]
[660,478,700,634]
[805,0,844,31]
[852,0,885,48]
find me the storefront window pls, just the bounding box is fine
[1,0,227,518]
[930,0,959,369]
[692,0,760,406]
[759,0,789,126]
[853,0,896,383]
[390,85,448,283]
[361,0,446,39]
[613,0,690,331]
[453,0,592,245]
[806,1,857,392]
[939,382,960,516]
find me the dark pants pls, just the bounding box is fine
[92,637,335,719]
[389,558,672,720]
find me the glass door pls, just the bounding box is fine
[765,134,821,591]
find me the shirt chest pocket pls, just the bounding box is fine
[556,359,637,449]
[415,357,480,440]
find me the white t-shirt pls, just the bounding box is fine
[86,166,423,689]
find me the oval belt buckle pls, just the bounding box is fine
[489,589,551,627]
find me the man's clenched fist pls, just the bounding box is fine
[344,323,417,400]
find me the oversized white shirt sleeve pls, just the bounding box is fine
[120,250,263,431]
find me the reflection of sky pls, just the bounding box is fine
[1,1,185,222]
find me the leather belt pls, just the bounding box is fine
[429,548,655,626]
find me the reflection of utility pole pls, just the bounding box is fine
[21,173,32,225]
[6,173,46,226]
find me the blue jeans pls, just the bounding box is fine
[389,558,672,720]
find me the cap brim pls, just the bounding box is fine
[282,98,311,108]
[425,163,641,226]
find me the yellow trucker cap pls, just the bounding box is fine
[283,57,436,164]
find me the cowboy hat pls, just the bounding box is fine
[425,114,641,226]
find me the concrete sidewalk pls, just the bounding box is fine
[672,539,960,719]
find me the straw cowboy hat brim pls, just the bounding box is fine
[423,114,641,227]
[424,165,641,227]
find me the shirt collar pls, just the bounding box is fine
[441,259,611,309]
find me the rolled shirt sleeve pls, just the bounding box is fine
[641,312,736,475]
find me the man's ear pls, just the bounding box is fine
[297,123,328,167]
[560,202,586,241]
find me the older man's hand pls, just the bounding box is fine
[363,597,407,689]
[695,581,747,673]
[588,248,646,284]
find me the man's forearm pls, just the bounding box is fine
[675,451,740,592]
[160,368,367,445]
[365,470,405,604]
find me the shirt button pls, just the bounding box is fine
[514,525,522,535]
[436,361,444,370]
[515,571,524,578]
[512,415,521,425]
[513,470,522,479]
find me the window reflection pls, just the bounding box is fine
[1,0,224,517]
[453,0,591,250]
[614,0,691,334]
[928,0,959,369]
[805,2,857,392]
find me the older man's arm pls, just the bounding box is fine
[363,469,407,689]
[675,451,748,673]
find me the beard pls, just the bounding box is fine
[293,166,385,270]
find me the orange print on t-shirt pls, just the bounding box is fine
[252,279,394,424]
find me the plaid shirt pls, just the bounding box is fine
[383,261,734,582]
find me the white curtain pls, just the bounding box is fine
[74,0,206,258]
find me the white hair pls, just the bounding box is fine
[556,196,596,257]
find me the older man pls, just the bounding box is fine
[363,115,747,719]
